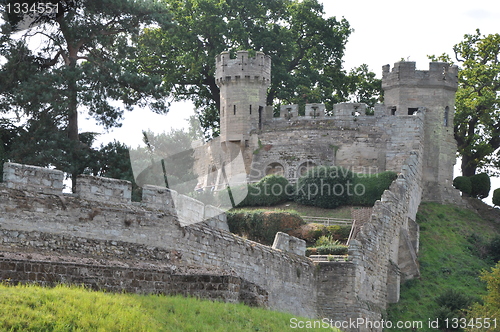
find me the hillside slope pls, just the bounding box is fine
[386,201,500,331]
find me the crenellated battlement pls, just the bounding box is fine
[215,50,271,87]
[2,162,227,230]
[382,61,458,91]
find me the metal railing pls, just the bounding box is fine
[301,216,354,226]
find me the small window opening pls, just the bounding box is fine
[408,108,418,115]
[249,105,252,114]
[391,107,397,116]
[444,106,449,127]
[233,105,236,115]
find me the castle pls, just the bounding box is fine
[194,50,460,206]
[0,51,463,331]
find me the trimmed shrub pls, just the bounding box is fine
[227,210,305,245]
[316,245,348,255]
[294,166,353,209]
[453,176,472,195]
[235,175,291,207]
[350,171,397,206]
[325,225,351,242]
[493,188,500,207]
[470,173,490,199]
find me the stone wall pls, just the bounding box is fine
[0,158,427,331]
[251,111,424,182]
[0,163,318,318]
[0,253,267,307]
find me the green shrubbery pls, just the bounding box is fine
[453,173,490,199]
[227,210,305,245]
[232,175,291,207]
[305,235,348,256]
[493,188,500,206]
[350,171,397,206]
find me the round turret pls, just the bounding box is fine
[216,50,271,143]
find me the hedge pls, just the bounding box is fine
[453,176,472,195]
[227,175,291,208]
[493,188,500,207]
[350,171,397,206]
[294,166,353,209]
[470,173,490,199]
[226,210,305,245]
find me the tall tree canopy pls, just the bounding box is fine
[430,30,500,176]
[135,0,358,136]
[0,0,172,189]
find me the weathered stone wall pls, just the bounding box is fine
[0,164,318,318]
[250,112,424,183]
[0,253,267,307]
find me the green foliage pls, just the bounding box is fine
[470,173,490,199]
[346,64,382,107]
[133,0,373,136]
[315,235,340,247]
[295,166,353,209]
[467,263,500,330]
[430,30,500,176]
[387,203,498,330]
[453,176,472,195]
[227,210,305,245]
[316,244,348,255]
[129,128,199,195]
[486,235,500,263]
[0,284,338,331]
[350,171,397,206]
[0,0,172,188]
[236,175,291,207]
[493,188,500,206]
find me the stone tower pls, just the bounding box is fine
[382,61,459,203]
[215,50,271,145]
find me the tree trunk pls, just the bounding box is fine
[67,59,80,192]
[461,155,477,177]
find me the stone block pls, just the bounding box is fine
[3,162,63,194]
[75,175,131,203]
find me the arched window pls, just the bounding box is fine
[265,162,285,176]
[298,162,316,177]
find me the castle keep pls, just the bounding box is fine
[0,51,462,331]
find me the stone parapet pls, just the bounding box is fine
[76,174,132,203]
[3,162,63,194]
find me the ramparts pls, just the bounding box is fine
[0,155,426,330]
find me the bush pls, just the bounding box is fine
[493,188,500,206]
[325,225,351,242]
[453,176,472,195]
[294,166,353,209]
[470,173,490,199]
[487,235,500,262]
[235,175,291,207]
[316,245,348,255]
[227,210,305,245]
[350,171,397,206]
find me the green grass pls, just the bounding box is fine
[386,202,500,331]
[231,201,353,219]
[0,284,339,332]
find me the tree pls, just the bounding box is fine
[430,30,500,176]
[346,64,382,108]
[467,263,500,331]
[135,0,355,136]
[0,0,172,190]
